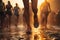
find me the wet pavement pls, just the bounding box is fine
[0,6,60,40]
[0,13,60,40]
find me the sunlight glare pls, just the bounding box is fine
[3,0,24,8]
[3,0,44,8]
[38,0,45,7]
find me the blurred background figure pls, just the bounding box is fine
[0,0,5,31]
[40,0,51,29]
[6,1,12,27]
[0,0,6,39]
[14,3,20,27]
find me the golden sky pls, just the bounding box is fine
[3,0,60,11]
[3,0,44,8]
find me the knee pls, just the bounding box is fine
[32,8,38,14]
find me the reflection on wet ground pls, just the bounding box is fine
[0,7,60,40]
[0,13,60,40]
[0,12,27,40]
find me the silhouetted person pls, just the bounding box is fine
[6,1,12,27]
[0,0,5,39]
[2,3,6,27]
[14,3,20,27]
[40,0,51,29]
[0,0,5,30]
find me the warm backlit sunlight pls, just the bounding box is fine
[38,0,45,7]
[3,0,24,8]
[3,0,45,40]
[29,0,45,7]
[3,0,44,8]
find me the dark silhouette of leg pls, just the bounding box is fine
[23,0,31,34]
[31,0,39,28]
